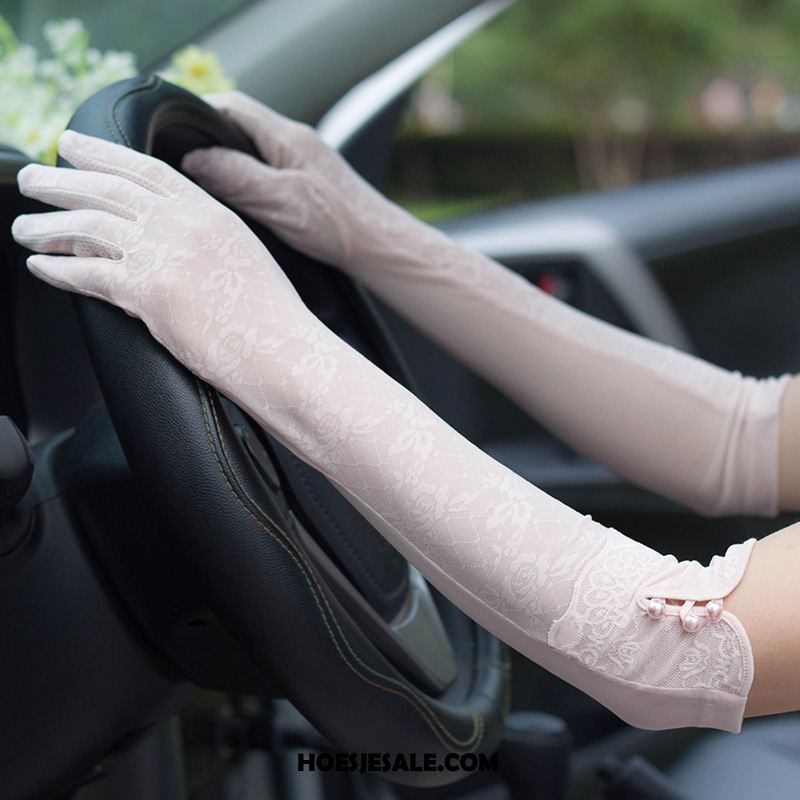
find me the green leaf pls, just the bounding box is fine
[0,15,20,57]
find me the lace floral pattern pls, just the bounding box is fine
[180,92,790,521]
[549,532,752,695]
[13,127,755,732]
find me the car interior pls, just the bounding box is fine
[2,1,800,798]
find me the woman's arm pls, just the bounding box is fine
[728,520,800,717]
[12,131,800,732]
[182,91,795,519]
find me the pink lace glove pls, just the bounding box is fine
[13,130,756,732]
[182,91,791,518]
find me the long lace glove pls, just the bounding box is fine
[13,131,756,733]
[181,91,791,518]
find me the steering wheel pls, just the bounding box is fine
[63,75,508,786]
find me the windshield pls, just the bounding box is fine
[2,0,253,68]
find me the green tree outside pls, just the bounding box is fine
[396,0,800,207]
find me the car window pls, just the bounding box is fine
[387,1,800,223]
[2,0,254,68]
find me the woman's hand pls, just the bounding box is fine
[12,129,312,393]
[182,91,425,273]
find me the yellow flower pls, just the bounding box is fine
[162,45,234,95]
[42,139,58,166]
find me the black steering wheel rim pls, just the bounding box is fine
[64,74,508,786]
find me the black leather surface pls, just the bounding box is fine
[0,150,30,430]
[66,75,508,785]
[269,436,411,617]
[65,70,410,620]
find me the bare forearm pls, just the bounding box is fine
[727,520,800,717]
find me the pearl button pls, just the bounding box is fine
[682,613,701,633]
[646,598,665,619]
[705,599,723,621]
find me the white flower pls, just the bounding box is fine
[1,44,37,83]
[0,15,232,164]
[43,18,87,58]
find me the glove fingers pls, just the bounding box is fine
[17,163,153,221]
[12,209,129,260]
[26,253,124,306]
[184,145,348,263]
[203,91,305,167]
[182,147,295,216]
[204,90,297,135]
[57,130,191,197]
